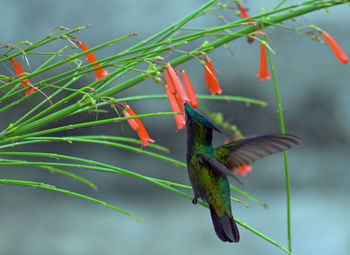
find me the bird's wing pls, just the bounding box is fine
[214,134,301,170]
[196,152,242,185]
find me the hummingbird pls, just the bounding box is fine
[184,103,301,243]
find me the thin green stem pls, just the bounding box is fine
[0,25,89,64]
[0,33,133,94]
[95,0,218,91]
[236,218,292,255]
[0,178,141,222]
[11,64,84,127]
[0,141,265,209]
[74,94,267,114]
[36,165,97,190]
[266,41,292,252]
[230,185,268,208]
[273,0,288,10]
[1,112,177,141]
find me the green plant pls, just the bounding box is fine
[1,0,348,254]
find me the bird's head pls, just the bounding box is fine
[184,103,221,133]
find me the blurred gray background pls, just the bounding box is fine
[1,1,350,254]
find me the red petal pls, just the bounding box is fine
[322,31,348,65]
[164,70,176,94]
[181,71,198,109]
[166,64,189,105]
[126,105,154,147]
[123,110,140,131]
[165,86,185,130]
[204,60,222,95]
[256,44,271,82]
[94,69,109,82]
[238,4,250,19]
[76,39,109,80]
[136,128,155,148]
[10,58,37,96]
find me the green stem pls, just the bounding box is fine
[236,218,292,255]
[266,41,292,252]
[36,165,97,190]
[0,178,141,222]
[0,25,89,64]
[11,64,83,127]
[1,112,177,141]
[74,94,267,114]
[230,185,268,208]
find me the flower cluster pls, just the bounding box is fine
[163,60,223,130]
[69,37,153,148]
[237,3,348,83]
[9,13,347,151]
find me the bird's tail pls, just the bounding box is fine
[209,205,240,243]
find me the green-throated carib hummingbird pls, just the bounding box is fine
[184,103,300,242]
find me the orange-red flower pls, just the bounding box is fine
[256,44,271,82]
[164,86,186,131]
[164,69,176,95]
[75,38,109,81]
[238,4,251,20]
[234,165,253,177]
[237,3,260,44]
[181,71,198,109]
[174,93,185,115]
[123,110,140,132]
[124,105,155,147]
[204,59,222,96]
[166,64,189,105]
[321,31,348,65]
[10,58,37,96]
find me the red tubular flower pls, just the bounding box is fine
[237,3,260,44]
[181,71,198,109]
[94,69,109,82]
[234,165,253,177]
[164,70,176,94]
[10,58,37,96]
[125,105,155,147]
[174,94,185,115]
[256,44,271,82]
[321,31,348,65]
[123,110,140,131]
[166,64,189,105]
[204,60,222,96]
[238,4,251,20]
[75,39,109,81]
[164,86,186,131]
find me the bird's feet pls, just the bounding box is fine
[192,197,198,204]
